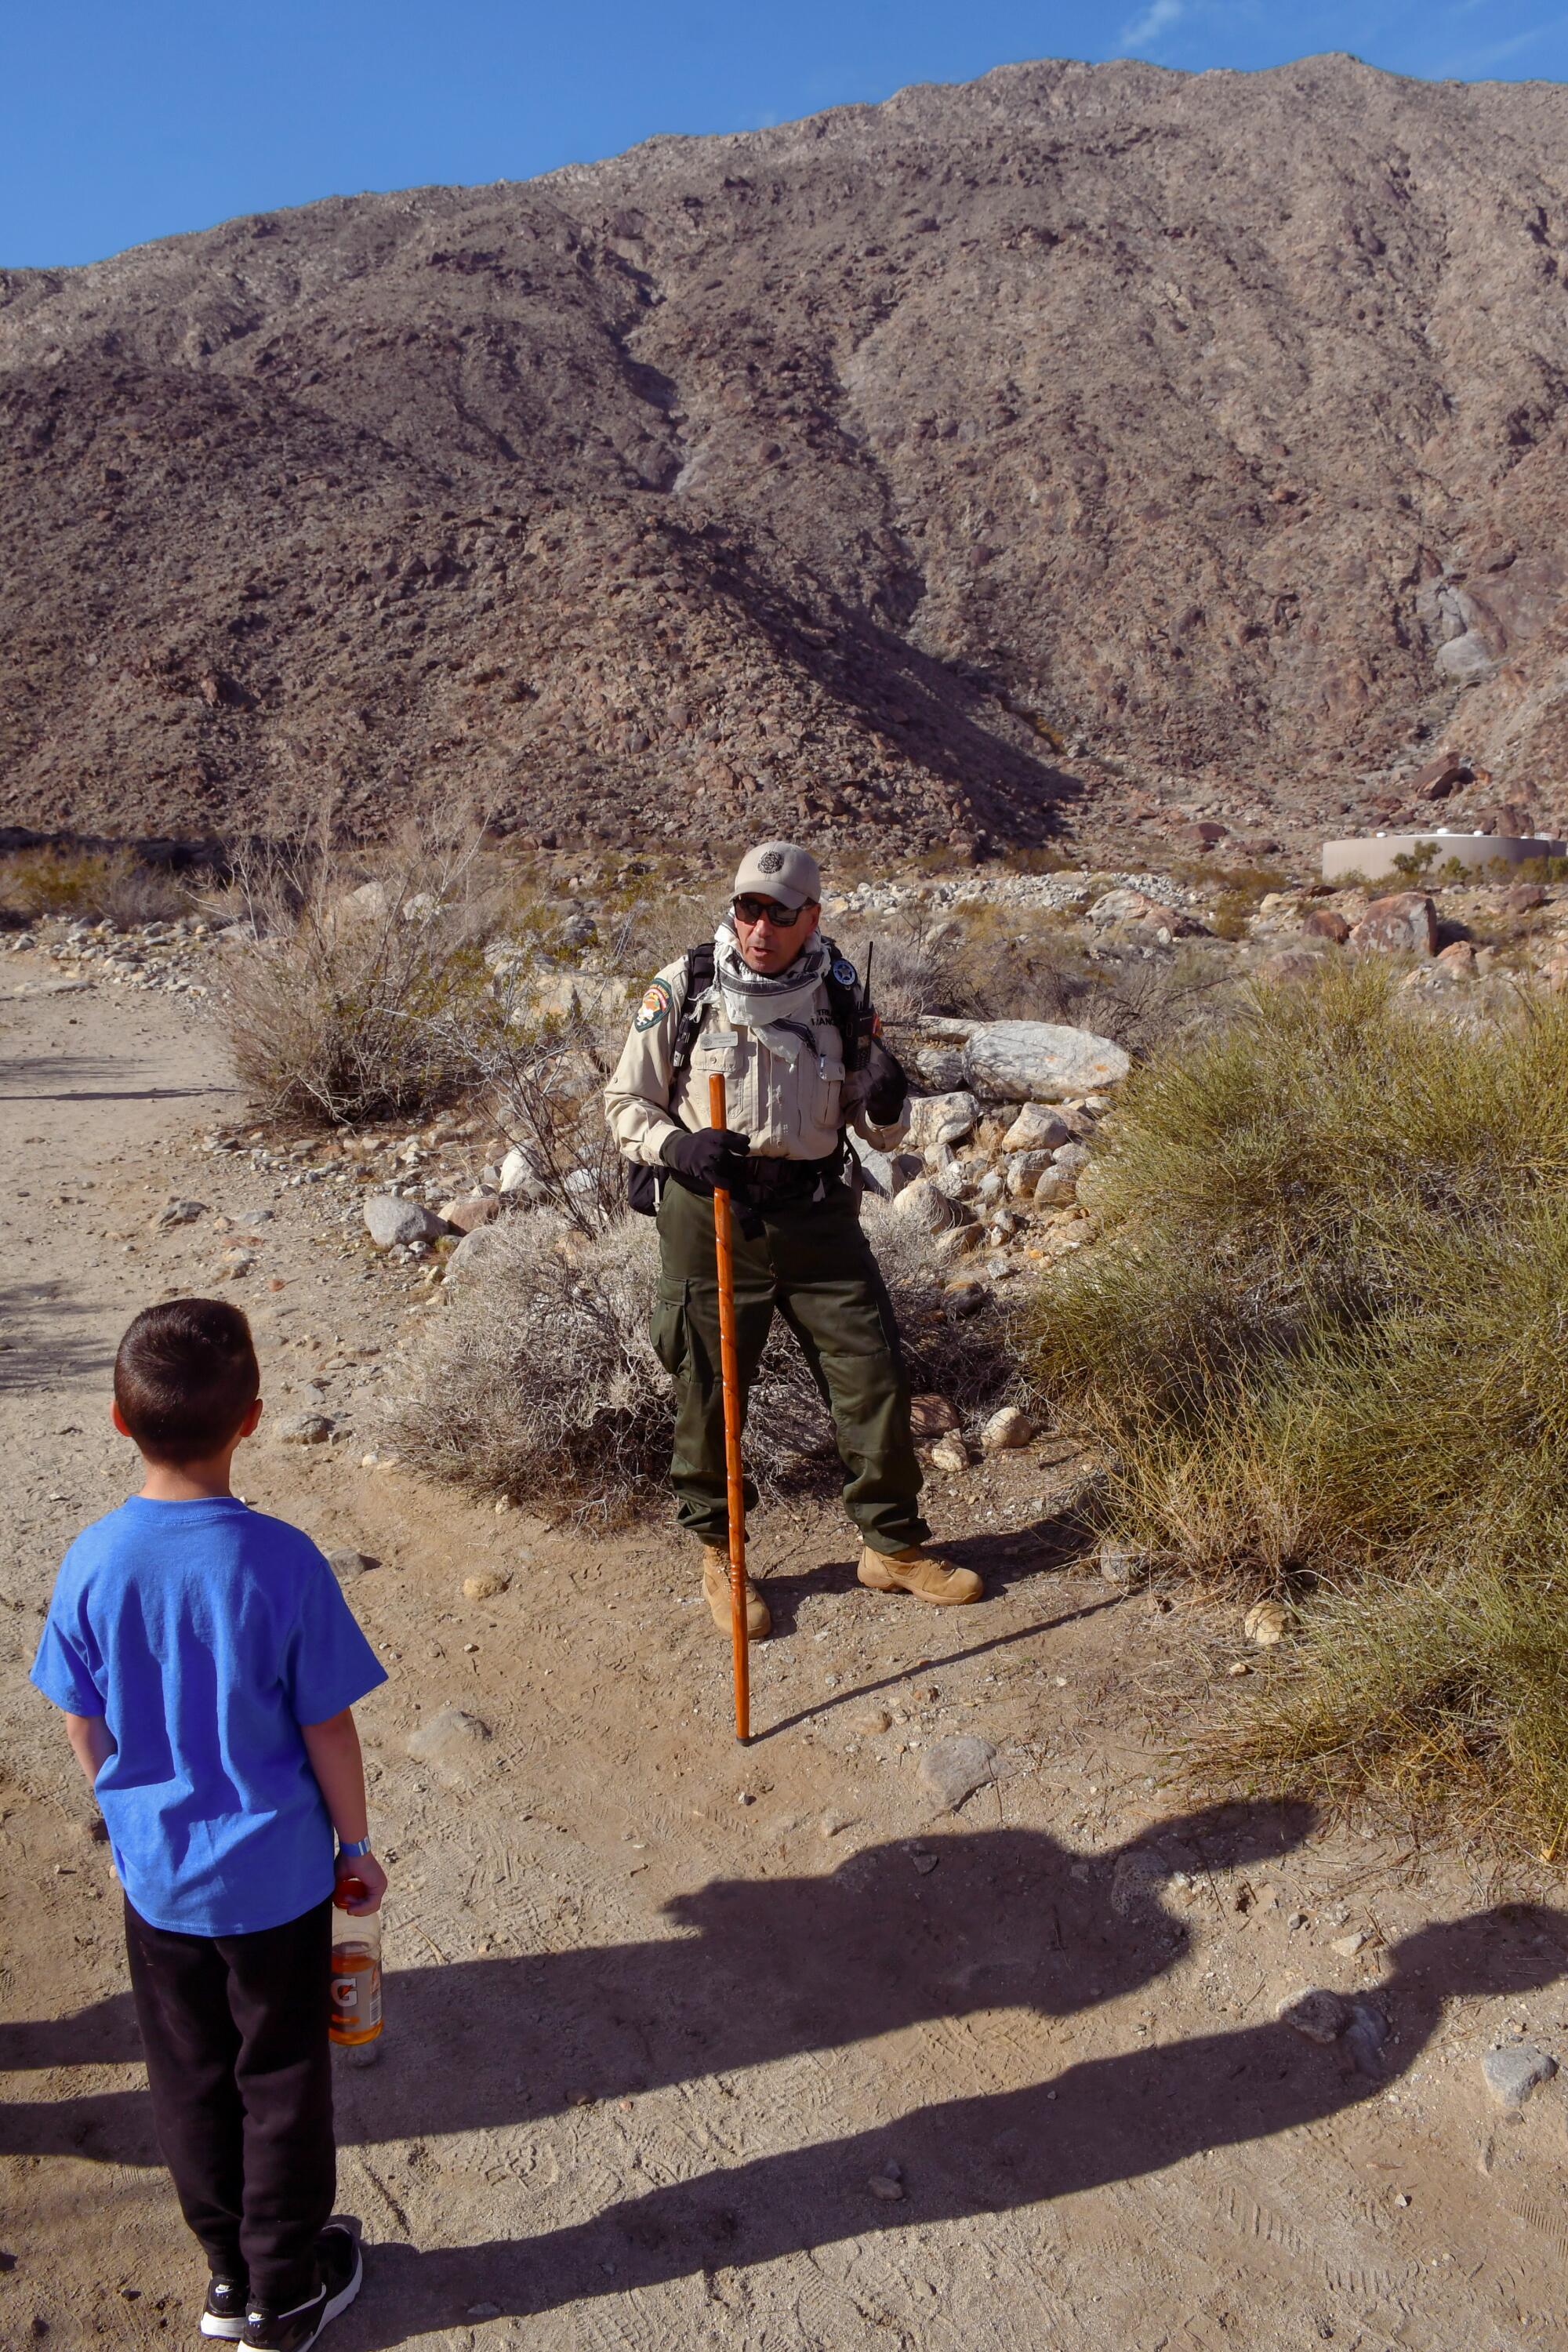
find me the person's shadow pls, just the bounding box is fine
[0,1802,1308,2164]
[5,1803,1565,2343]
[339,1902,1568,2341]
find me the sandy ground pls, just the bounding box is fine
[5,956,1568,2352]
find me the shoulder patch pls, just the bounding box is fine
[830,957,858,988]
[634,978,673,1032]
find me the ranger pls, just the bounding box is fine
[605,840,984,1639]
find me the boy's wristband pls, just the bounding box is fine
[337,1834,373,1860]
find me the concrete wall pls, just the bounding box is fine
[1321,833,1566,884]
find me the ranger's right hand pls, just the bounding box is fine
[661,1126,753,1192]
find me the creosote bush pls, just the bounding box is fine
[394,1199,1015,1523]
[1027,959,1568,1847]
[0,845,192,927]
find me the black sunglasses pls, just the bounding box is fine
[733,894,813,927]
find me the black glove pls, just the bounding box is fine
[862,1039,909,1127]
[660,1126,753,1192]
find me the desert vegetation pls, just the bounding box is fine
[392,1199,1016,1522]
[1029,959,1568,1849]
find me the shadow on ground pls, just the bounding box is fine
[6,1799,1566,2335]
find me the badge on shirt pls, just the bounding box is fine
[634,978,673,1032]
[831,958,858,988]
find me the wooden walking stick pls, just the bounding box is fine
[709,1073,751,1743]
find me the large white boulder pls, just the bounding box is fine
[964,1022,1130,1104]
[906,1091,980,1149]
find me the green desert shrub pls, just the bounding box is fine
[1027,958,1568,1846]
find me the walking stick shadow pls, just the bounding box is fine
[337,1901,1568,2341]
[0,1802,1308,2167]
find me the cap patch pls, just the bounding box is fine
[757,847,786,874]
[634,978,673,1032]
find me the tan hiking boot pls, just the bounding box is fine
[701,1545,771,1640]
[857,1544,983,1606]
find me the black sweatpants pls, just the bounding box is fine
[124,1894,334,2307]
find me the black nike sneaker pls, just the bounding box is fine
[200,2275,249,2339]
[241,2227,362,2351]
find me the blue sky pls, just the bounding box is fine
[5,2,1567,268]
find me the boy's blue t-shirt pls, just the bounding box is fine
[31,1495,387,1936]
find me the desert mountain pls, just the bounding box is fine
[7,52,1568,860]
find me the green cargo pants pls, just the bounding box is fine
[651,1175,929,1557]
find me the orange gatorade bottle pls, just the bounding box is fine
[329,1879,383,2060]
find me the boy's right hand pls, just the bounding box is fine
[335,1848,387,1915]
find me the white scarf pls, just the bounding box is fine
[710,919,832,1065]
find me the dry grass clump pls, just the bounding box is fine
[1026,958,1568,1846]
[394,1200,1015,1523]
[0,845,192,927]
[215,825,498,1126]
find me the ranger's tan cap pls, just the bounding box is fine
[732,840,821,909]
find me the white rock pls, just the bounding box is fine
[929,1433,971,1474]
[1245,1599,1290,1647]
[1033,1169,1078,1207]
[1051,1142,1092,1174]
[982,1406,1033,1454]
[919,1735,998,1811]
[364,1194,448,1247]
[445,1225,513,1284]
[155,1198,208,1229]
[853,1144,924,1198]
[497,1147,540,1197]
[906,1091,980,1149]
[891,1177,964,1234]
[1001,1103,1072,1152]
[1006,1151,1054,1197]
[964,1022,1131,1104]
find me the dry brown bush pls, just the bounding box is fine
[392,1198,1016,1523]
[0,846,192,927]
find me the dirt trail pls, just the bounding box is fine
[4,959,1568,2352]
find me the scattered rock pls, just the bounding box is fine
[1330,1929,1370,1958]
[981,1405,1033,1453]
[1482,2044,1557,2111]
[909,1394,960,1439]
[910,1045,969,1091]
[1501,883,1548,913]
[1301,907,1351,944]
[918,1735,998,1812]
[445,1225,514,1283]
[440,1192,503,1233]
[906,1091,980,1150]
[854,1144,924,1198]
[964,1022,1131,1104]
[1276,1988,1349,2045]
[154,1198,207,1229]
[364,1195,449,1248]
[463,1570,512,1601]
[1344,1998,1389,2074]
[930,1221,984,1265]
[278,1413,333,1445]
[868,2172,906,2201]
[929,1433,971,1474]
[1349,891,1439,957]
[1033,1168,1078,1207]
[1436,939,1476,974]
[1000,1102,1072,1152]
[891,1176,965,1234]
[1098,1544,1148,1587]
[1244,1598,1290,1646]
[327,1548,376,1579]
[405,1706,492,1780]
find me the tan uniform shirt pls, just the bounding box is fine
[605,954,912,1167]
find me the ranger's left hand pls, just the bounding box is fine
[844,1039,908,1126]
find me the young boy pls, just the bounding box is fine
[31,1298,389,2351]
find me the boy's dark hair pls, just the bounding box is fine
[114,1298,260,1464]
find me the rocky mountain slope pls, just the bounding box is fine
[8,52,1568,859]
